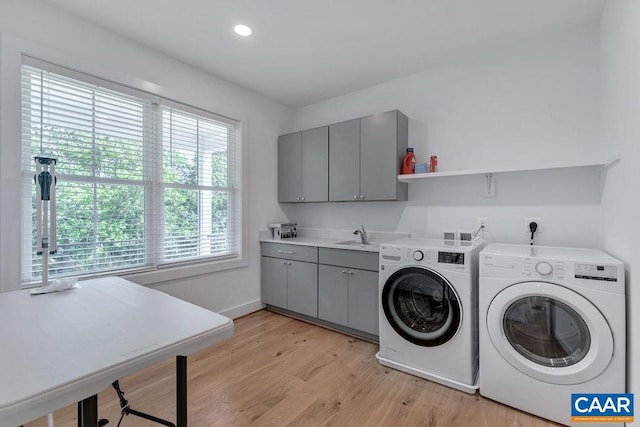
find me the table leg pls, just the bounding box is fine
[176,356,187,427]
[77,394,98,427]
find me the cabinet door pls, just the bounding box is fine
[329,119,360,201]
[261,256,288,308]
[318,264,349,326]
[348,269,379,336]
[300,127,329,202]
[360,111,398,201]
[287,260,318,317]
[278,132,302,202]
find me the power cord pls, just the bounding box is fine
[529,221,538,246]
[472,224,485,240]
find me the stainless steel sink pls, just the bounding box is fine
[335,240,378,247]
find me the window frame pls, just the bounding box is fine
[20,56,247,287]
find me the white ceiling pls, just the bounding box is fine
[40,0,604,108]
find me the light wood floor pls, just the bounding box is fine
[25,310,559,427]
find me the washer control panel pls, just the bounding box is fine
[404,247,434,264]
[380,245,468,271]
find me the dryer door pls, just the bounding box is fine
[382,266,461,347]
[487,281,613,385]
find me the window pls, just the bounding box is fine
[21,58,241,284]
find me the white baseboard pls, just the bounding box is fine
[219,299,264,319]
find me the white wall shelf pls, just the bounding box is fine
[397,155,619,183]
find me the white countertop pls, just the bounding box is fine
[259,228,410,253]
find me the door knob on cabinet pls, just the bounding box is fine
[301,196,305,201]
[353,195,358,199]
[359,195,365,199]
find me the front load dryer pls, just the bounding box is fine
[479,243,625,426]
[377,238,485,393]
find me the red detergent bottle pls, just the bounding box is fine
[401,148,416,174]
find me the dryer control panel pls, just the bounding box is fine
[521,259,566,280]
[479,243,625,294]
[575,263,618,282]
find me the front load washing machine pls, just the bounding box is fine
[377,238,485,393]
[479,243,625,426]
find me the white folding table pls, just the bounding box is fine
[0,276,234,427]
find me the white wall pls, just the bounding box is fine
[286,25,604,248]
[0,0,292,317]
[600,0,640,414]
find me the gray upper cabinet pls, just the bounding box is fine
[278,127,328,203]
[279,110,407,203]
[278,132,302,203]
[329,119,360,201]
[360,111,408,201]
[328,111,408,202]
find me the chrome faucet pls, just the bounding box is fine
[353,225,369,245]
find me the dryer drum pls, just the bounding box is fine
[502,296,591,368]
[382,267,462,347]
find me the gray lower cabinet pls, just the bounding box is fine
[318,265,378,336]
[318,265,349,326]
[261,243,379,339]
[261,256,288,308]
[347,269,379,335]
[318,248,380,337]
[261,243,319,317]
[286,260,318,317]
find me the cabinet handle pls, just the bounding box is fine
[277,250,294,254]
[282,261,287,265]
[359,195,365,199]
[342,270,347,274]
[348,271,354,275]
[353,195,358,199]
[296,197,300,201]
[301,196,306,201]
[288,262,292,265]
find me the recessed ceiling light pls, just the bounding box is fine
[234,25,252,36]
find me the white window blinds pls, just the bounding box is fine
[21,59,241,283]
[160,106,240,263]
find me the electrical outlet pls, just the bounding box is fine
[523,217,542,233]
[477,217,488,231]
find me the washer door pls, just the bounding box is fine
[382,266,462,347]
[487,281,614,385]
